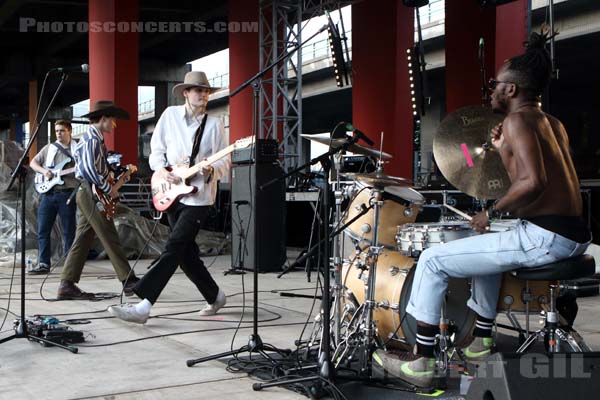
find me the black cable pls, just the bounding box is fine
[75,321,308,348]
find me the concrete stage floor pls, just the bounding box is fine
[1,252,599,400]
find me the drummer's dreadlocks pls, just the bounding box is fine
[505,29,555,97]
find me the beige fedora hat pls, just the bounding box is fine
[172,71,221,98]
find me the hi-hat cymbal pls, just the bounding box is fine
[300,133,392,159]
[345,171,411,188]
[433,106,509,199]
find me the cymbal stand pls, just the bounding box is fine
[331,151,345,348]
[359,186,384,375]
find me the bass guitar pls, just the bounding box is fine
[34,158,77,193]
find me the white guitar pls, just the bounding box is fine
[34,158,77,194]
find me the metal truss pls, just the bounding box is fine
[259,0,303,176]
[259,0,352,175]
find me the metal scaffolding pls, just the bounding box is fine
[259,0,348,176]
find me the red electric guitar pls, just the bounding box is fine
[92,164,137,220]
[151,136,254,212]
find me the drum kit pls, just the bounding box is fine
[298,107,564,382]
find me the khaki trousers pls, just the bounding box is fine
[60,183,132,283]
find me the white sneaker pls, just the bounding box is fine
[199,289,226,316]
[108,303,150,324]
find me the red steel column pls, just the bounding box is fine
[495,0,528,74]
[89,0,139,165]
[228,0,259,144]
[352,0,414,178]
[445,0,496,112]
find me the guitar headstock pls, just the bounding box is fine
[233,136,255,150]
[125,164,138,175]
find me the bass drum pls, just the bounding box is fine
[343,249,475,349]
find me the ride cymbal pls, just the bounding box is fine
[345,171,411,188]
[433,106,509,199]
[300,133,392,159]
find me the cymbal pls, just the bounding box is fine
[300,133,392,159]
[345,171,411,188]
[433,106,509,199]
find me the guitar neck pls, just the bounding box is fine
[59,167,76,177]
[112,173,131,192]
[180,146,233,180]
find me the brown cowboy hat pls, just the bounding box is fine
[81,100,130,120]
[172,71,221,98]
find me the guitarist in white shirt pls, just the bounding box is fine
[29,120,78,275]
[109,71,230,324]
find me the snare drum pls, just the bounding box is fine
[342,249,475,349]
[396,222,479,257]
[343,185,423,248]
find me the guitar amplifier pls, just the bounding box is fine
[232,139,278,164]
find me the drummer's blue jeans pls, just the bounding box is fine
[405,220,591,326]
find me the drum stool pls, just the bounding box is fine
[510,254,595,353]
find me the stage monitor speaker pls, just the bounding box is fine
[467,352,600,400]
[231,163,286,272]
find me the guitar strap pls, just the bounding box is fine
[52,142,74,161]
[189,113,208,165]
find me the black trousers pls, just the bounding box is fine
[133,202,219,304]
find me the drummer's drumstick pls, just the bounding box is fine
[443,203,473,221]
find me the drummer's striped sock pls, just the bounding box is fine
[416,324,439,357]
[473,315,494,338]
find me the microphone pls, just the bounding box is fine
[478,38,484,61]
[344,122,375,146]
[51,64,89,73]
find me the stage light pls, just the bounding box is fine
[326,12,349,88]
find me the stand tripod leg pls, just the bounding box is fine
[1,155,76,354]
[186,336,286,367]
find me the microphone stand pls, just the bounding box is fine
[479,38,488,107]
[186,24,329,369]
[277,201,373,279]
[0,72,78,353]
[252,134,362,395]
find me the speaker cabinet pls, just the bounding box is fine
[467,352,600,400]
[231,163,286,272]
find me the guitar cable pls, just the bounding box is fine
[37,185,162,302]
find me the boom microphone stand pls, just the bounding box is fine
[0,71,78,353]
[252,134,364,395]
[186,24,330,368]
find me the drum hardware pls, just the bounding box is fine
[389,266,401,276]
[342,182,422,248]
